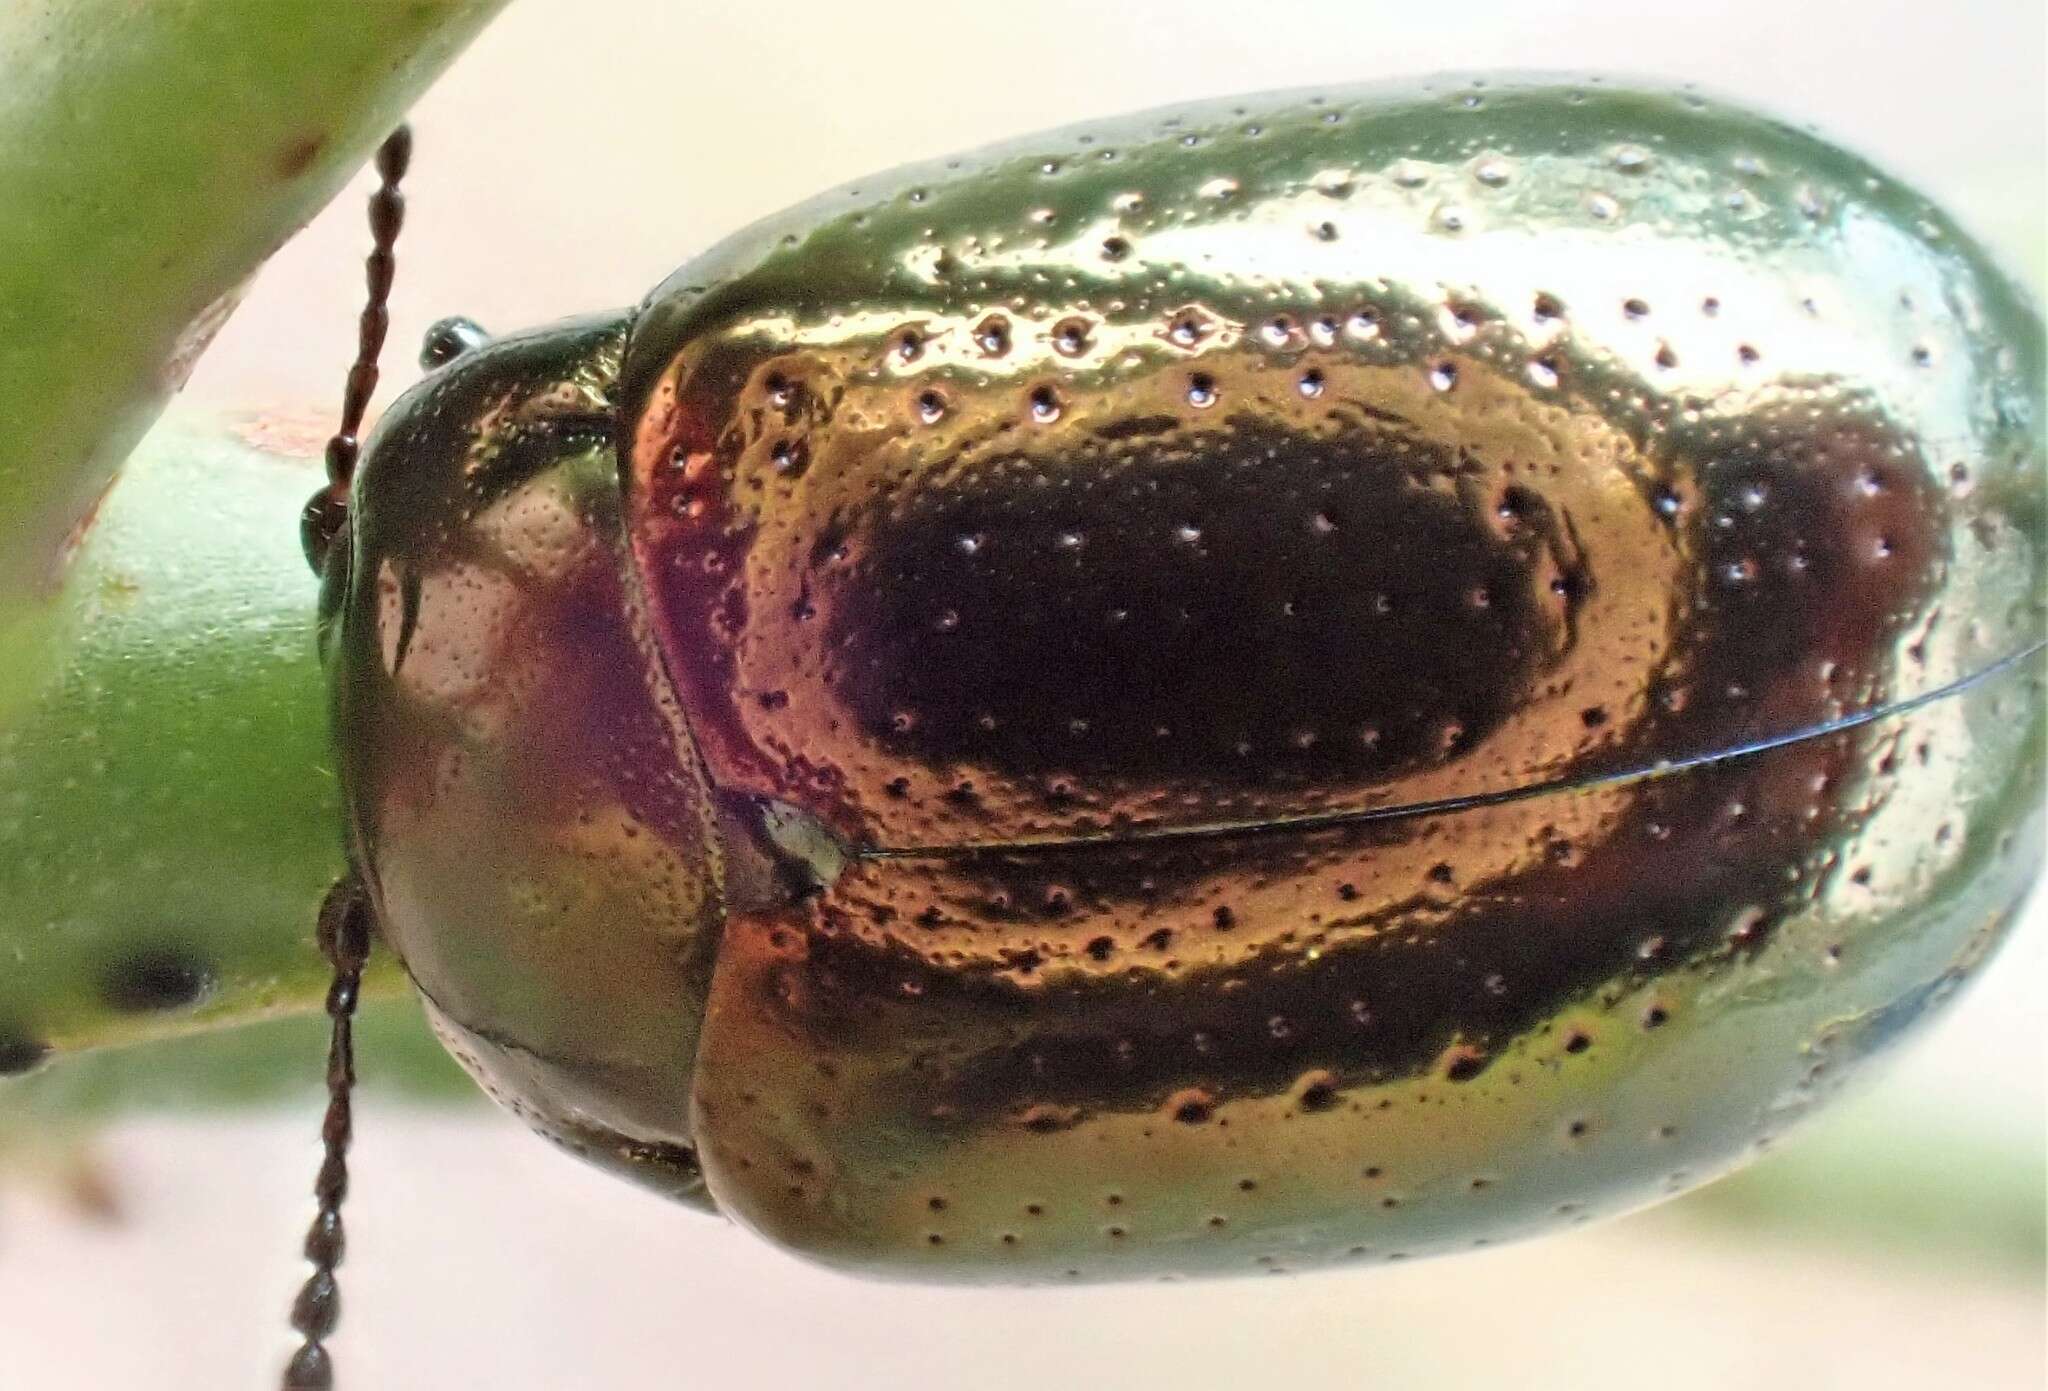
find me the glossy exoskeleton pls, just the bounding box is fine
[290,76,2044,1364]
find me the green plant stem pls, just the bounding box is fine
[0,0,509,721]
[0,411,398,1065]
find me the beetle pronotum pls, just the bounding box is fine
[284,75,2044,1386]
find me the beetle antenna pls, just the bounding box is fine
[280,871,374,1390]
[301,123,414,573]
[281,121,412,1391]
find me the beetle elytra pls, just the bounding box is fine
[284,74,2045,1384]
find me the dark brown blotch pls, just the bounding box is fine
[0,1028,50,1076]
[275,132,326,179]
[100,946,215,1014]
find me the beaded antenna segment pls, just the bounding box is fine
[281,122,411,1391]
[298,124,412,576]
[280,878,372,1390]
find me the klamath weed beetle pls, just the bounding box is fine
[282,74,2043,1386]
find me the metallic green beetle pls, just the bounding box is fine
[313,75,2044,1292]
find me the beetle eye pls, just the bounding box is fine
[419,315,490,370]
